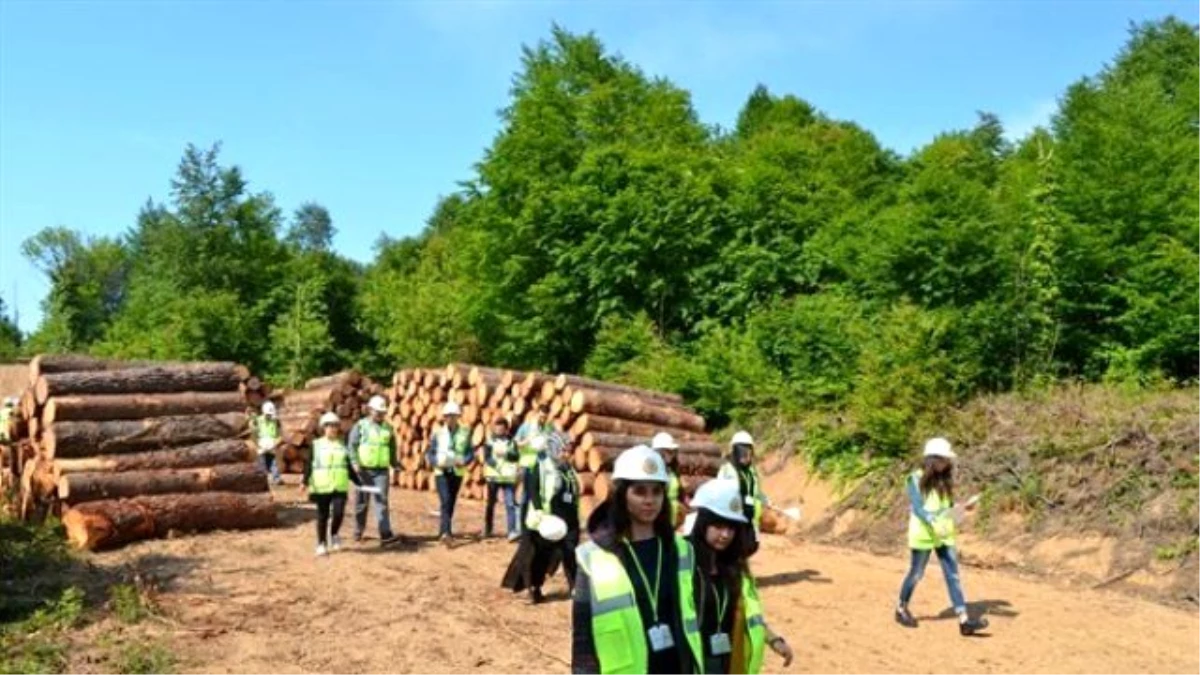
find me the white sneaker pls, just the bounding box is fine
[330,536,342,552]
[315,544,328,557]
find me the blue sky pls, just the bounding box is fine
[1,0,1196,334]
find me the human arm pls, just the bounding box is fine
[389,428,400,470]
[483,440,497,469]
[906,473,935,526]
[764,624,794,667]
[346,423,362,472]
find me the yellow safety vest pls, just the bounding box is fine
[309,438,350,494]
[517,423,554,468]
[718,462,764,530]
[484,437,520,484]
[355,420,394,469]
[433,424,471,477]
[667,472,681,523]
[906,470,955,550]
[576,534,704,675]
[739,574,767,674]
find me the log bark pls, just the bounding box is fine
[29,354,192,382]
[43,391,247,423]
[593,472,612,502]
[304,370,361,389]
[569,390,705,432]
[58,463,267,504]
[53,439,255,475]
[44,413,248,459]
[61,491,278,551]
[580,432,721,456]
[282,386,343,410]
[586,444,723,473]
[569,414,709,441]
[553,374,684,405]
[36,363,248,403]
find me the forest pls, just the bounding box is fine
[2,18,1196,471]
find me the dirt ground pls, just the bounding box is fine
[90,479,1200,675]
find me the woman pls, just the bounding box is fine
[895,437,989,636]
[571,445,704,675]
[686,478,793,674]
[301,412,358,556]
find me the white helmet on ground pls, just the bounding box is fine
[368,395,388,413]
[651,432,679,451]
[261,401,277,417]
[537,514,568,542]
[730,431,754,447]
[689,478,748,523]
[923,437,957,459]
[319,411,341,427]
[612,445,669,483]
[441,401,462,417]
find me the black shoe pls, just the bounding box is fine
[895,607,918,628]
[959,616,989,636]
[530,588,545,605]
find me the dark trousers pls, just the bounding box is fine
[313,493,346,546]
[530,530,579,591]
[436,472,463,537]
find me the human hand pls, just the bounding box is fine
[770,637,794,667]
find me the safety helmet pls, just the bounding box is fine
[651,432,679,451]
[261,401,277,417]
[441,401,462,417]
[368,395,388,413]
[3,396,14,407]
[319,411,341,427]
[537,514,568,542]
[612,444,669,483]
[689,478,748,523]
[730,431,754,447]
[530,434,547,451]
[923,437,956,459]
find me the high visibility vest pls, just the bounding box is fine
[484,438,520,484]
[536,457,580,517]
[575,535,704,675]
[667,472,681,523]
[719,462,764,530]
[906,470,955,549]
[433,424,471,477]
[739,573,767,674]
[517,423,553,468]
[0,407,11,442]
[354,420,394,469]
[309,438,350,494]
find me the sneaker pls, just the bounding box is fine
[530,588,545,605]
[959,616,989,636]
[894,607,918,628]
[439,533,452,546]
[507,532,521,543]
[330,536,342,552]
[315,544,328,557]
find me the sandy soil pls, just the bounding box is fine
[96,483,1199,674]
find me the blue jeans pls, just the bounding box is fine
[257,452,282,483]
[353,469,393,539]
[485,481,517,535]
[436,472,463,537]
[899,546,966,612]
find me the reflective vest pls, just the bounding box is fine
[667,471,681,523]
[537,457,580,516]
[433,424,472,477]
[484,437,520,484]
[718,462,764,530]
[309,437,350,494]
[0,407,11,442]
[576,535,704,675]
[255,417,281,454]
[907,470,955,549]
[517,423,554,468]
[739,574,767,674]
[354,419,394,469]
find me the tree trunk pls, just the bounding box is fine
[577,471,595,495]
[569,390,705,431]
[53,439,255,475]
[569,413,709,440]
[44,413,248,459]
[593,472,612,502]
[61,491,278,551]
[553,374,684,405]
[281,386,343,410]
[580,432,721,456]
[43,391,247,423]
[58,463,267,504]
[304,370,361,389]
[29,355,193,382]
[36,363,249,403]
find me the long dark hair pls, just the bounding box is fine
[688,509,752,597]
[588,479,676,551]
[919,456,954,502]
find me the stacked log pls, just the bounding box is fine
[7,354,276,550]
[387,364,723,516]
[274,370,386,474]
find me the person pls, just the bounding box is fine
[571,444,704,674]
[502,431,581,603]
[301,412,358,556]
[348,395,398,544]
[425,401,473,543]
[895,437,989,636]
[686,478,794,674]
[718,431,768,538]
[0,397,15,443]
[515,405,555,473]
[483,416,521,540]
[253,401,284,486]
[651,432,685,527]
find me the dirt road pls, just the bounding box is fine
[99,485,1198,674]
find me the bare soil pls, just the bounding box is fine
[84,480,1199,674]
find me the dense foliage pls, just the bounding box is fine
[10,19,1197,465]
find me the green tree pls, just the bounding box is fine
[266,276,335,387]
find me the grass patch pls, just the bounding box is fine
[110,640,176,674]
[108,584,148,625]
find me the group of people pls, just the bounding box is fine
[248,392,990,672]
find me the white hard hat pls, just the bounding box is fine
[730,431,754,447]
[612,444,669,483]
[3,397,15,407]
[261,401,277,417]
[319,411,341,427]
[441,401,462,417]
[689,478,748,523]
[368,395,388,413]
[923,437,957,459]
[537,514,568,542]
[530,434,547,451]
[651,432,679,451]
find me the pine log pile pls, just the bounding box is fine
[274,370,386,474]
[387,364,723,517]
[6,354,277,550]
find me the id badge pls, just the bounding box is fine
[744,495,755,506]
[563,492,574,503]
[648,624,675,652]
[709,632,732,655]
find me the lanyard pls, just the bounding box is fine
[562,468,577,496]
[707,577,729,627]
[624,539,664,622]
